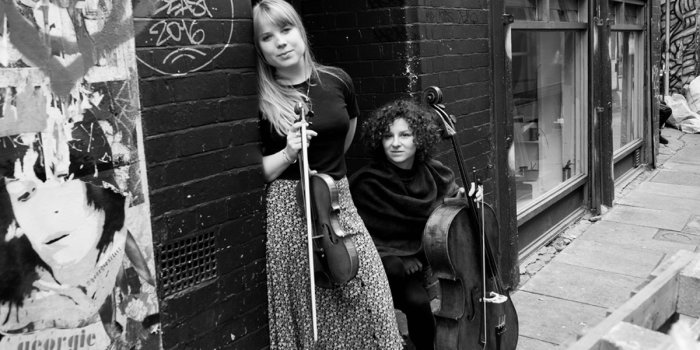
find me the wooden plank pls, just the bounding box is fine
[630,250,696,297]
[678,257,700,317]
[567,252,697,350]
[620,273,678,330]
[598,322,671,350]
[650,250,696,278]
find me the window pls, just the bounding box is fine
[506,0,581,21]
[610,1,645,152]
[509,0,588,210]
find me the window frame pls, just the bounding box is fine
[507,1,591,218]
[609,0,646,156]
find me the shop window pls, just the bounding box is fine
[509,1,588,210]
[610,1,644,152]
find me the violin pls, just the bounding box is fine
[294,102,360,340]
[421,87,519,350]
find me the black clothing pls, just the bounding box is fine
[660,101,672,144]
[351,158,459,350]
[260,68,359,181]
[382,255,435,350]
[349,159,458,257]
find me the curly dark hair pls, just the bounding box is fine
[361,99,443,162]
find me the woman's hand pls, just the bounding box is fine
[401,256,423,275]
[285,121,318,162]
[456,183,484,206]
[468,182,483,203]
[262,121,318,182]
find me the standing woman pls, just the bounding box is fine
[349,100,481,350]
[253,1,403,349]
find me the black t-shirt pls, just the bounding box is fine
[261,68,360,181]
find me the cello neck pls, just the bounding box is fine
[424,88,478,214]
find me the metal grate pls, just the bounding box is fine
[633,148,641,167]
[160,231,217,296]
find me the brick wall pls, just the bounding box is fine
[295,0,494,190]
[296,0,511,283]
[134,0,267,348]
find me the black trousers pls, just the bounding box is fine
[381,255,436,350]
[660,102,672,127]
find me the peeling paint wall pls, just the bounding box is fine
[0,0,161,348]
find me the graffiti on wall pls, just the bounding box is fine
[134,0,234,76]
[0,0,161,348]
[661,0,700,93]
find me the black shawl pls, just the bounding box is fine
[349,159,458,256]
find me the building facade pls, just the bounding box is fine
[0,0,665,348]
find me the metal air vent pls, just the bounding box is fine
[160,231,217,296]
[633,148,641,167]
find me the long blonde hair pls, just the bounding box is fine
[253,0,323,136]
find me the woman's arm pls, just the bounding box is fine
[344,118,357,153]
[262,121,317,183]
[263,148,298,183]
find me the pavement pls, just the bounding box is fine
[513,127,700,349]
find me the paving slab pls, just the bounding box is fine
[654,230,700,245]
[634,182,700,200]
[650,169,700,187]
[680,133,700,146]
[581,220,698,255]
[660,160,700,173]
[517,335,558,350]
[555,239,665,278]
[684,215,700,234]
[615,191,700,215]
[511,291,607,345]
[668,147,700,165]
[519,261,645,309]
[603,205,692,232]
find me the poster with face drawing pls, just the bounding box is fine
[0,0,162,348]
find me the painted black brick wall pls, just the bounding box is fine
[134,0,268,348]
[293,0,494,186]
[292,0,509,278]
[295,0,514,287]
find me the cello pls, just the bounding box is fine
[422,86,519,350]
[294,102,360,340]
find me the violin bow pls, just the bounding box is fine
[295,102,319,342]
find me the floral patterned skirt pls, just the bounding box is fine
[265,177,403,350]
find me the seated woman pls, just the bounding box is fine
[350,99,481,350]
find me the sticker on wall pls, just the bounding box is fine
[0,0,161,348]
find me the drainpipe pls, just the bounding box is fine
[664,0,670,95]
